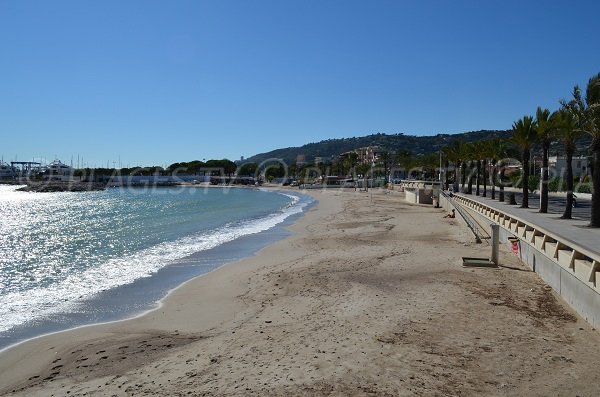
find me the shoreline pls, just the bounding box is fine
[2,189,600,396]
[0,187,330,394]
[0,210,301,355]
[0,186,313,351]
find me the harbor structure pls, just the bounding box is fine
[0,161,16,180]
[10,161,42,179]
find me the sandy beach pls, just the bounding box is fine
[1,189,599,396]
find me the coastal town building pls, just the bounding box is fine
[355,146,381,165]
[296,154,306,166]
[338,146,382,166]
[549,155,589,178]
[498,158,526,176]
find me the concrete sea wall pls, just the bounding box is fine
[440,193,600,328]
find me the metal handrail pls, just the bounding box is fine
[440,190,483,244]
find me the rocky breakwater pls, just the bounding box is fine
[17,181,106,192]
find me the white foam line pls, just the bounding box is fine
[0,190,315,355]
[0,190,312,333]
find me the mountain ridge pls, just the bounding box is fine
[244,130,512,165]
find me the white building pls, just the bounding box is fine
[45,160,74,181]
[356,146,382,166]
[338,146,382,166]
[549,156,589,178]
[296,154,306,166]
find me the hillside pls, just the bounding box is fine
[244,130,512,165]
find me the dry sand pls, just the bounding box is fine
[1,189,599,396]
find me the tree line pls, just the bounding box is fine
[441,72,600,227]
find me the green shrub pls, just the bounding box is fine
[528,175,540,193]
[507,171,520,188]
[548,176,566,192]
[576,183,592,193]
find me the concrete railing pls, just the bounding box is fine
[399,180,441,205]
[399,180,442,189]
[447,193,600,327]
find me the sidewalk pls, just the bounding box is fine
[453,192,600,259]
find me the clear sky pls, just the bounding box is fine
[1,0,599,168]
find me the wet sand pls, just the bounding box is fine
[1,189,599,396]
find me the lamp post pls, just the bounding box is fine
[439,150,442,183]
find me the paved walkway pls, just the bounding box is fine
[453,191,600,259]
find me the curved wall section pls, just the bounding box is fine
[441,193,600,328]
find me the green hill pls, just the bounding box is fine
[244,130,512,165]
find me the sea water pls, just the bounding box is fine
[0,185,312,349]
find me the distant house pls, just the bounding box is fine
[549,156,589,178]
[337,146,381,166]
[355,146,381,165]
[498,158,522,176]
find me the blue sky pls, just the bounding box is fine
[1,0,599,168]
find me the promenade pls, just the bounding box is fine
[453,190,600,259]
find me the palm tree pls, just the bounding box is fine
[512,115,537,208]
[396,149,413,180]
[462,143,476,194]
[378,150,393,183]
[585,73,600,227]
[461,160,468,192]
[438,150,449,189]
[481,142,489,198]
[472,141,486,196]
[535,107,556,213]
[485,138,509,200]
[340,152,358,177]
[562,75,600,226]
[443,140,465,192]
[419,153,439,180]
[554,108,582,218]
[444,157,450,190]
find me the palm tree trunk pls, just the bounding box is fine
[482,159,488,197]
[476,160,481,196]
[561,150,574,219]
[444,160,449,190]
[491,160,496,199]
[499,168,505,202]
[521,150,530,208]
[591,142,600,227]
[453,162,459,192]
[467,163,473,194]
[540,144,549,213]
[461,162,467,192]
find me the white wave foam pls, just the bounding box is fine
[0,192,310,333]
